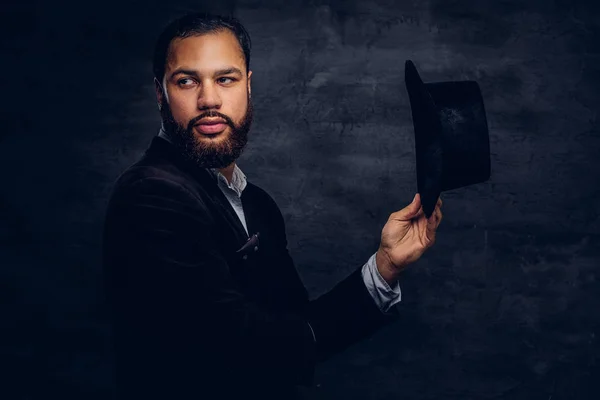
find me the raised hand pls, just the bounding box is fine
[375,193,442,284]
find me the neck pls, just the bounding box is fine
[218,162,236,184]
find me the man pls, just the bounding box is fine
[102,12,443,400]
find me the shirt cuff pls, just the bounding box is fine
[361,252,402,313]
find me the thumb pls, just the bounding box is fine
[395,193,422,221]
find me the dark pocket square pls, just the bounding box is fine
[236,232,260,257]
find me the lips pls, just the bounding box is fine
[194,119,228,135]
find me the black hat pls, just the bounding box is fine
[404,60,491,218]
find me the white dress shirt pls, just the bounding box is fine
[157,129,402,317]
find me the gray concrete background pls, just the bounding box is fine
[1,0,599,398]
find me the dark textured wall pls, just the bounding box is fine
[2,0,599,399]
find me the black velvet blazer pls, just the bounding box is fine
[102,135,399,399]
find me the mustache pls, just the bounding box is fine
[187,111,235,131]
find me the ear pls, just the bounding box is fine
[247,70,252,98]
[154,77,165,110]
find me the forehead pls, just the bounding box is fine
[165,30,246,74]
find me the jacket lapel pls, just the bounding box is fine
[144,136,250,245]
[209,182,251,242]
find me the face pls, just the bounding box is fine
[156,29,253,169]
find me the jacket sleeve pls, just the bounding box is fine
[103,177,398,388]
[261,191,400,365]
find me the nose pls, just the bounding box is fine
[197,82,222,110]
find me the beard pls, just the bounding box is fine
[159,93,253,169]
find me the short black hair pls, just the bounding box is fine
[153,12,252,83]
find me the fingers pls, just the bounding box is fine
[409,195,443,249]
[391,193,422,221]
[414,207,424,218]
[426,203,443,238]
[424,213,437,245]
[427,210,437,229]
[435,204,442,226]
[390,193,442,223]
[425,200,442,241]
[434,196,442,227]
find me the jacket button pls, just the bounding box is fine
[254,246,258,252]
[242,255,248,260]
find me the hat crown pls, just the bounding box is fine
[404,60,491,217]
[425,81,491,191]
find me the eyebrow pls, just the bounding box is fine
[169,67,244,80]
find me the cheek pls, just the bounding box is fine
[229,94,249,120]
[169,94,197,122]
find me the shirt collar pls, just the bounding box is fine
[207,164,247,197]
[157,125,171,143]
[157,127,247,197]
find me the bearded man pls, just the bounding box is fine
[102,12,443,400]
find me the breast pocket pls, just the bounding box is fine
[218,231,262,282]
[234,232,261,263]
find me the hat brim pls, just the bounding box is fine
[405,60,443,218]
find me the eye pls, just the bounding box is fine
[218,77,236,84]
[177,78,196,87]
